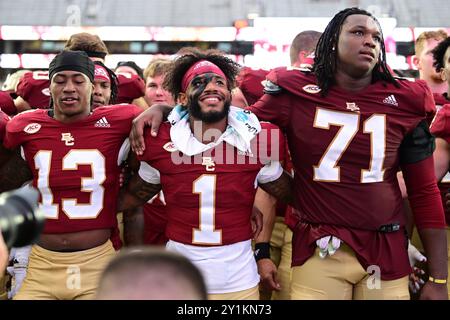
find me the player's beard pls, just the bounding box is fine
[187,85,231,124]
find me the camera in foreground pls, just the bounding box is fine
[0,186,45,248]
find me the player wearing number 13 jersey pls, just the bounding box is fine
[247,8,448,300]
[2,51,141,300]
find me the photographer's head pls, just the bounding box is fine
[96,247,207,300]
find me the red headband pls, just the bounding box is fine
[94,64,110,82]
[181,60,226,92]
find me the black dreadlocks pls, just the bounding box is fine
[94,61,119,105]
[163,48,240,100]
[432,37,450,72]
[313,7,398,97]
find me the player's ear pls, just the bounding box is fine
[412,55,420,69]
[178,92,187,106]
[440,68,447,82]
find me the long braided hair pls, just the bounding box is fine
[313,7,398,97]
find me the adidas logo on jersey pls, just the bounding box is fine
[95,117,110,128]
[383,95,398,107]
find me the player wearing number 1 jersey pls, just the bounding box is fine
[2,51,141,299]
[246,8,448,300]
[120,50,293,300]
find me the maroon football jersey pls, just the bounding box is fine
[143,194,168,245]
[433,92,450,111]
[0,91,17,116]
[237,67,268,106]
[248,68,436,279]
[430,103,450,226]
[139,121,284,246]
[116,72,145,104]
[16,71,51,108]
[0,110,10,141]
[4,105,142,234]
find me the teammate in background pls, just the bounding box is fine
[1,70,31,115]
[91,61,119,110]
[119,49,293,299]
[138,58,174,245]
[406,30,449,296]
[116,61,144,80]
[250,30,322,301]
[1,51,142,299]
[114,60,147,108]
[14,32,147,112]
[96,247,207,300]
[413,30,448,106]
[131,8,448,300]
[428,36,450,298]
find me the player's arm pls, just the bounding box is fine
[130,104,173,155]
[259,170,294,206]
[400,120,448,300]
[253,188,280,292]
[118,160,162,211]
[120,152,145,246]
[433,137,450,181]
[0,149,32,193]
[13,96,31,113]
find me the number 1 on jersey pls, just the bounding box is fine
[192,174,222,245]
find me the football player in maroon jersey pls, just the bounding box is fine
[130,8,448,300]
[248,30,322,301]
[119,49,293,300]
[1,51,142,299]
[428,36,450,298]
[136,58,175,246]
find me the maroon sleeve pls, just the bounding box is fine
[431,104,450,143]
[16,72,51,108]
[247,93,292,129]
[402,156,446,229]
[0,91,17,115]
[0,110,10,141]
[237,68,268,105]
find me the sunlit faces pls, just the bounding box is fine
[337,14,382,77]
[50,71,93,122]
[182,73,232,124]
[145,74,175,106]
[416,38,445,82]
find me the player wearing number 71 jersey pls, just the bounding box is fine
[2,51,142,300]
[119,50,293,300]
[247,8,448,299]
